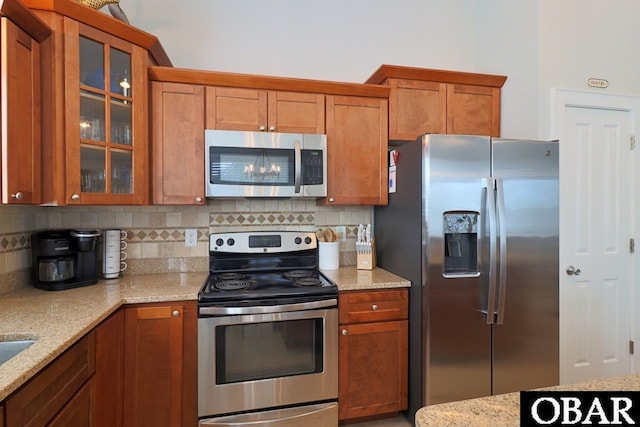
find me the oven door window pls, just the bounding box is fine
[210,147,294,186]
[216,318,323,384]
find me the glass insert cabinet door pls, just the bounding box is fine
[70,30,138,202]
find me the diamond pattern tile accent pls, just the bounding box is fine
[208,211,316,227]
[0,232,33,253]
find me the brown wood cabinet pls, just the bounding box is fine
[0,0,50,204]
[151,81,205,204]
[123,301,197,427]
[206,86,325,133]
[149,67,390,206]
[338,289,408,422]
[48,380,94,427]
[324,95,388,205]
[0,404,4,427]
[94,310,124,427]
[4,332,96,427]
[366,65,506,141]
[25,0,171,205]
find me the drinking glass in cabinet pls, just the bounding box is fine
[80,117,91,139]
[81,146,106,193]
[111,150,133,194]
[81,170,106,193]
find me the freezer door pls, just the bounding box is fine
[424,134,494,405]
[491,139,559,394]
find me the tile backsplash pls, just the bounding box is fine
[0,200,371,292]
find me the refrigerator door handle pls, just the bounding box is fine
[483,177,498,325]
[495,178,508,325]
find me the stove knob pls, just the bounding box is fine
[304,236,312,245]
[295,237,302,245]
[216,238,224,247]
[227,238,235,246]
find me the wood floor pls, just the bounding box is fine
[344,415,413,427]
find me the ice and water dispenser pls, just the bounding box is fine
[443,212,479,276]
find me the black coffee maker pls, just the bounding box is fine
[31,229,101,291]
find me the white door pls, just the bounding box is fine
[553,89,637,384]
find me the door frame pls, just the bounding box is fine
[551,87,640,377]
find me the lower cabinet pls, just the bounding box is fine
[123,301,197,427]
[48,380,94,427]
[338,289,408,422]
[4,332,96,427]
[94,310,124,427]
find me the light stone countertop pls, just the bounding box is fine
[320,266,411,291]
[0,266,409,402]
[416,374,640,427]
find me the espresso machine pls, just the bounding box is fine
[31,229,101,291]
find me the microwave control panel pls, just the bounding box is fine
[301,150,324,185]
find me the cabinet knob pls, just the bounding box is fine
[11,192,23,200]
[259,125,267,131]
[372,304,378,311]
[172,310,180,318]
[195,197,203,203]
[341,329,348,336]
[71,194,80,201]
[269,126,276,132]
[328,197,335,203]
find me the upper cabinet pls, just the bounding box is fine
[149,67,389,206]
[0,0,51,204]
[324,95,388,206]
[151,81,205,205]
[366,65,507,141]
[24,0,171,205]
[206,87,325,133]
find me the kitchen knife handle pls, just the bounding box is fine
[484,177,497,325]
[495,178,508,325]
[294,139,301,193]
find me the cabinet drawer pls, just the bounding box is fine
[339,289,408,324]
[5,332,96,427]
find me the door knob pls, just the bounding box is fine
[566,265,581,276]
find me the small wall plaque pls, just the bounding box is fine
[588,78,609,88]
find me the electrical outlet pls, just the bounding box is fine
[335,226,347,242]
[185,229,198,247]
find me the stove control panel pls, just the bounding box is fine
[209,231,317,253]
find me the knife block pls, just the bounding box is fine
[356,239,376,270]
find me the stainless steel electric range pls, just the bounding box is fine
[197,231,339,427]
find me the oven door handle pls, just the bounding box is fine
[199,298,337,316]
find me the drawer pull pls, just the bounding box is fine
[172,310,180,318]
[341,329,348,336]
[372,304,378,311]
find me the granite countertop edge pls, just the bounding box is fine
[0,266,409,401]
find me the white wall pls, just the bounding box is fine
[123,0,640,140]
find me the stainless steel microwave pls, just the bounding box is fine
[205,130,327,198]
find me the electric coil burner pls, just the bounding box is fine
[198,231,338,309]
[197,231,339,426]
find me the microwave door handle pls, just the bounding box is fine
[294,139,302,193]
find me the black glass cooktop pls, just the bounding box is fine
[199,269,337,304]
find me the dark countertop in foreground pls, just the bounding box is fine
[416,374,640,427]
[0,266,409,401]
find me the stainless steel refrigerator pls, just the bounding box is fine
[374,134,559,419]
